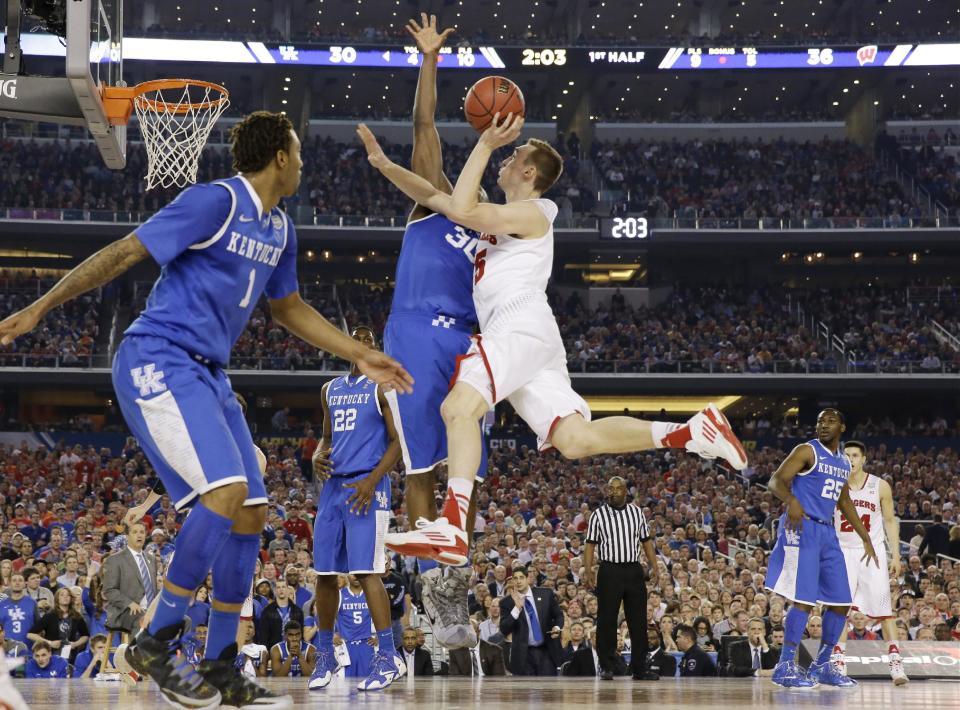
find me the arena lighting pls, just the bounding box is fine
[582,395,742,415]
[852,251,864,261]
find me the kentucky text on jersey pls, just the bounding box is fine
[814,461,849,478]
[328,393,373,406]
[225,232,284,265]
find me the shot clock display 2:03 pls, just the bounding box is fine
[598,217,650,240]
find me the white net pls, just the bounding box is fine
[133,81,230,191]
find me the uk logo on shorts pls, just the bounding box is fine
[375,490,388,509]
[784,527,801,546]
[131,364,167,396]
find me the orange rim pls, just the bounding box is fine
[102,78,230,125]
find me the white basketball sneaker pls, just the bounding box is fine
[889,652,909,686]
[384,516,469,566]
[685,404,749,471]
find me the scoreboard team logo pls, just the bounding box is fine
[857,45,878,66]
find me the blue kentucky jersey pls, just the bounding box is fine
[0,595,36,644]
[326,374,388,476]
[793,439,852,523]
[126,175,299,366]
[390,213,479,327]
[276,641,311,677]
[337,587,373,643]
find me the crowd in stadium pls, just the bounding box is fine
[0,432,957,678]
[0,133,947,226]
[0,274,102,368]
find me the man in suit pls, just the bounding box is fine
[101,523,159,633]
[448,619,506,676]
[499,567,563,676]
[397,627,433,676]
[646,627,677,678]
[563,628,627,677]
[728,618,777,677]
[488,565,508,598]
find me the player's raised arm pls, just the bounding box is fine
[837,483,879,567]
[0,233,149,345]
[268,292,413,394]
[878,478,902,577]
[767,443,816,531]
[408,13,455,206]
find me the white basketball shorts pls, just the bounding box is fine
[841,543,893,618]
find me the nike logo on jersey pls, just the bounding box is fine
[239,215,255,222]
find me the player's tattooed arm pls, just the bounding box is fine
[837,484,880,567]
[408,13,455,201]
[0,232,149,345]
[767,443,815,530]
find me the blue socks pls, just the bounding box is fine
[205,531,262,660]
[148,503,233,636]
[376,627,395,655]
[816,610,847,665]
[418,559,439,574]
[317,629,334,654]
[779,606,810,664]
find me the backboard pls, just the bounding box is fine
[0,0,126,168]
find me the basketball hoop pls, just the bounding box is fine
[102,79,230,190]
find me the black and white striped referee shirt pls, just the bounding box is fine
[585,503,650,563]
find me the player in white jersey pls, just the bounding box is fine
[832,440,908,685]
[358,115,747,563]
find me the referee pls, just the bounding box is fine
[585,476,659,681]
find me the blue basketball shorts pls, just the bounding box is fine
[344,639,374,678]
[764,514,852,606]
[384,313,487,481]
[313,471,391,575]
[112,335,267,511]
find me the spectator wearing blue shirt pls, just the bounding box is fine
[71,634,110,678]
[0,573,37,647]
[24,640,70,678]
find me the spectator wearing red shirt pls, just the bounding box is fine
[848,612,880,641]
[299,429,318,482]
[282,503,312,550]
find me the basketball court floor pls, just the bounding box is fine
[11,676,957,709]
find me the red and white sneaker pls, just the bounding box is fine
[685,403,748,471]
[384,517,469,566]
[889,652,908,686]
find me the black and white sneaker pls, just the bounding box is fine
[119,623,221,709]
[198,643,293,709]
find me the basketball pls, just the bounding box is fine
[464,76,525,133]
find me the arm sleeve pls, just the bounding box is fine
[264,215,299,300]
[585,512,601,544]
[135,183,233,267]
[150,477,166,496]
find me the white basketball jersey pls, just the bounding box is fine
[834,473,886,549]
[472,198,557,328]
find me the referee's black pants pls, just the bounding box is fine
[596,560,649,675]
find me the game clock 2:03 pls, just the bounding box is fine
[599,217,649,240]
[521,48,567,66]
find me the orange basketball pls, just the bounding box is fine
[464,76,525,133]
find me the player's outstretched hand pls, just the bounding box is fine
[861,539,880,569]
[0,303,44,346]
[479,112,524,150]
[357,124,390,170]
[344,476,377,516]
[406,12,454,55]
[356,350,414,394]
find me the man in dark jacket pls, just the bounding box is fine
[918,515,950,560]
[499,568,564,676]
[397,627,433,676]
[563,629,627,677]
[727,618,777,677]
[646,627,677,677]
[676,624,716,677]
[256,580,304,650]
[449,620,507,676]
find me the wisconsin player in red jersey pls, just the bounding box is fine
[358,115,747,564]
[832,440,908,685]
